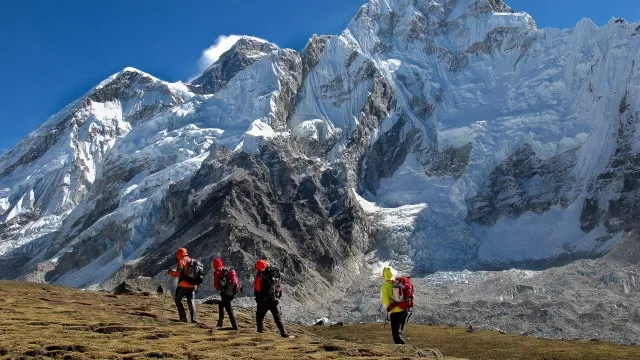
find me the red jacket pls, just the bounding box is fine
[168,255,195,289]
[213,258,224,291]
[254,274,263,293]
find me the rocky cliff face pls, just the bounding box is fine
[0,0,638,302]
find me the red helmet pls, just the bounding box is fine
[255,259,269,272]
[212,258,224,270]
[175,248,188,260]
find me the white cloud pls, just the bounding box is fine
[196,34,244,74]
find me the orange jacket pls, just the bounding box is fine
[168,255,195,289]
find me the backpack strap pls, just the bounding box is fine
[177,259,189,282]
[386,302,399,312]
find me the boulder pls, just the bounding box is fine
[113,277,158,295]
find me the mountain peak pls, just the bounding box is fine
[345,0,534,56]
[215,36,278,65]
[188,36,279,95]
[119,66,157,78]
[233,35,277,47]
[352,0,521,26]
[94,67,159,93]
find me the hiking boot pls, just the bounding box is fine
[231,325,239,330]
[393,337,406,345]
[216,321,223,328]
[281,333,294,338]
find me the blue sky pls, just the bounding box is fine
[0,0,638,154]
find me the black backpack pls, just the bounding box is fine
[181,258,205,286]
[260,267,282,300]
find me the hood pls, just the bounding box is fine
[383,266,394,281]
[255,259,269,272]
[175,248,188,260]
[213,257,224,270]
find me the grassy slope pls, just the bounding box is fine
[0,281,456,360]
[0,281,638,360]
[312,324,640,360]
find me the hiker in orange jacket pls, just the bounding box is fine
[254,260,291,338]
[168,248,197,323]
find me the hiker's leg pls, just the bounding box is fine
[270,301,288,337]
[256,301,268,332]
[174,287,187,322]
[224,295,238,330]
[399,311,408,332]
[390,312,406,344]
[185,289,197,323]
[217,300,225,326]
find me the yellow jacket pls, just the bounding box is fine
[380,266,404,313]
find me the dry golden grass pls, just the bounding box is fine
[0,281,456,359]
[311,321,640,360]
[1,281,638,359]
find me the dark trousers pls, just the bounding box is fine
[256,300,287,336]
[175,286,197,323]
[390,311,408,344]
[218,294,237,329]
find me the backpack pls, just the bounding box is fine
[260,267,282,300]
[392,276,415,310]
[181,258,205,286]
[218,268,241,296]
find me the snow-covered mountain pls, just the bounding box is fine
[1,0,638,301]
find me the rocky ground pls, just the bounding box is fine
[294,256,640,346]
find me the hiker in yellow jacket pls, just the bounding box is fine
[381,266,407,344]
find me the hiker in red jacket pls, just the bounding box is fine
[168,248,197,323]
[254,260,292,338]
[213,257,239,330]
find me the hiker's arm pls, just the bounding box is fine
[213,271,221,291]
[168,261,183,277]
[381,286,389,307]
[254,275,261,299]
[168,268,181,277]
[381,284,396,311]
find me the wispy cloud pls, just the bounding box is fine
[191,35,243,80]
[198,35,245,71]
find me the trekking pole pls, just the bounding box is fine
[161,277,168,317]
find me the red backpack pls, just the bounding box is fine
[392,276,415,310]
[219,268,241,296]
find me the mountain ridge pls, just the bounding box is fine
[0,0,638,312]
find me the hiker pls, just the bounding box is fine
[254,260,292,338]
[167,248,202,323]
[213,257,240,330]
[381,266,414,344]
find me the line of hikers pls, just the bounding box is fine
[167,248,292,338]
[167,248,414,344]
